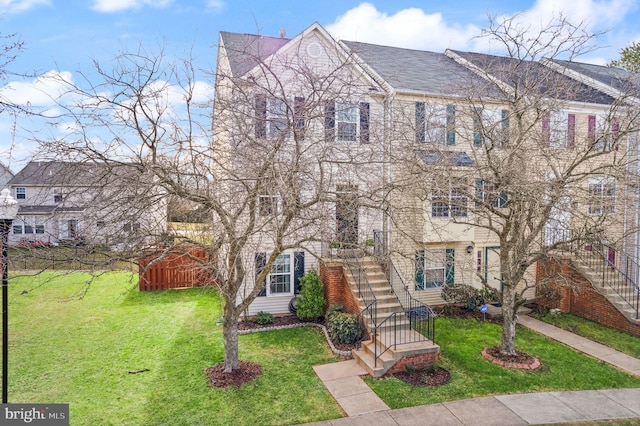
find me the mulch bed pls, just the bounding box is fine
[482,346,541,370]
[206,360,263,388]
[394,367,451,387]
[238,315,363,352]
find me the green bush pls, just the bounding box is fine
[296,270,327,321]
[325,304,344,321]
[327,312,361,344]
[253,311,274,325]
[441,284,498,310]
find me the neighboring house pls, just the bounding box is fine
[0,161,13,191]
[6,161,167,247]
[214,23,637,317]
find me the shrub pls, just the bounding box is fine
[327,312,361,344]
[441,284,498,310]
[296,270,327,321]
[253,311,274,325]
[325,304,344,321]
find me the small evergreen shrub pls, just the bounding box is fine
[327,312,361,344]
[253,311,274,325]
[296,270,327,321]
[441,284,498,310]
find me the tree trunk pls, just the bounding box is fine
[222,301,240,372]
[500,285,517,356]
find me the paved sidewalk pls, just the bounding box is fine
[305,315,640,425]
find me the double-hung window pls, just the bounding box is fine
[543,111,576,148]
[415,248,455,289]
[15,187,25,200]
[415,102,455,145]
[474,108,509,147]
[255,95,305,140]
[325,101,370,143]
[267,98,289,138]
[268,254,292,294]
[588,176,615,215]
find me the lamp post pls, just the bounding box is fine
[0,188,18,404]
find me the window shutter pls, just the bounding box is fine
[542,112,550,146]
[588,115,596,145]
[567,113,576,148]
[255,252,267,296]
[445,248,455,285]
[611,117,620,150]
[254,95,267,139]
[293,251,304,294]
[498,192,508,208]
[501,109,510,145]
[446,105,456,145]
[324,100,335,141]
[359,102,370,143]
[294,96,306,140]
[415,250,425,290]
[475,179,484,207]
[415,102,426,143]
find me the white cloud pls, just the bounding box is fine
[91,0,173,13]
[0,71,72,107]
[206,0,224,13]
[326,0,638,58]
[0,0,50,14]
[326,2,479,51]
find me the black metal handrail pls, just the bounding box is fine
[571,241,639,320]
[342,254,377,343]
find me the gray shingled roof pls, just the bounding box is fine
[342,41,501,97]
[548,59,640,94]
[220,32,290,77]
[450,50,616,105]
[8,161,135,187]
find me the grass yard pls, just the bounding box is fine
[365,317,640,409]
[534,312,640,359]
[7,272,342,425]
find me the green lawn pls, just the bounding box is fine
[365,317,640,409]
[533,312,640,359]
[7,272,342,425]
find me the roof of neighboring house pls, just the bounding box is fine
[220,31,290,77]
[7,161,138,187]
[448,50,616,105]
[343,41,500,97]
[547,58,640,94]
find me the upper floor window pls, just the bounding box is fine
[543,111,576,148]
[432,180,467,218]
[588,176,615,215]
[15,187,25,200]
[587,115,619,151]
[474,108,509,147]
[255,95,306,140]
[258,195,279,216]
[416,102,455,145]
[476,179,507,208]
[54,193,63,203]
[325,101,370,143]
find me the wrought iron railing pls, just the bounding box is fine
[342,255,377,342]
[571,241,639,320]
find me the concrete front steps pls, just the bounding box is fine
[343,256,440,377]
[572,258,640,326]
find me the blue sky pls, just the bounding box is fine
[1,0,639,168]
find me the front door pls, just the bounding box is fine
[336,186,358,246]
[485,246,502,292]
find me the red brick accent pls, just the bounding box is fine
[537,258,640,338]
[386,351,440,375]
[481,348,541,370]
[319,260,360,315]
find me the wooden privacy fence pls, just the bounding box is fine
[139,247,214,291]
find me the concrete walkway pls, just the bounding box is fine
[305,315,640,425]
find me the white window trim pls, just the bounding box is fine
[267,97,289,139]
[266,253,294,296]
[588,176,615,215]
[335,103,359,142]
[258,195,279,217]
[432,181,468,218]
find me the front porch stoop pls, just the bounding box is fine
[343,256,440,377]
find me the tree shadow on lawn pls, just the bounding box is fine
[139,316,342,426]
